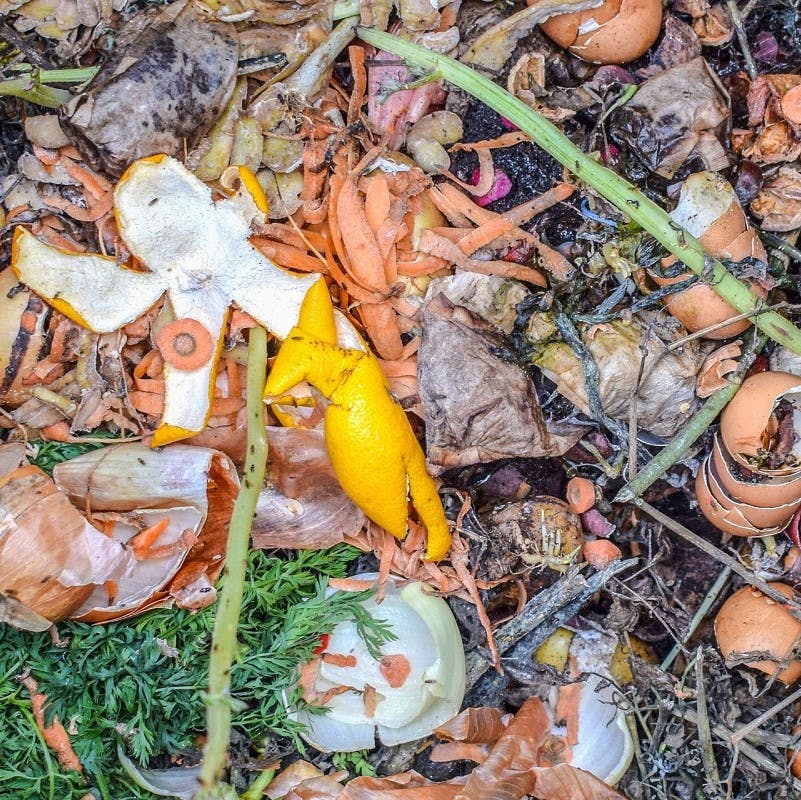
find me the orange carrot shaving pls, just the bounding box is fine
[364,174,392,236]
[363,683,378,718]
[322,653,358,668]
[155,318,215,371]
[582,539,622,569]
[348,45,368,125]
[358,302,404,360]
[379,654,411,688]
[61,159,113,200]
[130,517,170,558]
[21,677,83,773]
[429,742,490,764]
[251,238,325,272]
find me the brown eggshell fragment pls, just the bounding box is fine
[711,435,801,507]
[539,0,663,65]
[695,457,782,537]
[706,457,801,529]
[720,371,801,473]
[652,171,769,339]
[715,582,801,685]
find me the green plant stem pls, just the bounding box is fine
[614,335,764,503]
[240,768,276,800]
[356,27,801,357]
[199,326,268,795]
[0,65,98,107]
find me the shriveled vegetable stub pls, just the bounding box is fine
[291,572,466,752]
[59,1,237,177]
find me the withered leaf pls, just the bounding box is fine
[419,294,583,474]
[60,0,238,177]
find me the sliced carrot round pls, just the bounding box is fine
[565,476,596,514]
[155,318,214,371]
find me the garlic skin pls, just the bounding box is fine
[292,574,466,752]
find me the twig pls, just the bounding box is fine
[198,327,268,797]
[695,650,723,793]
[675,707,801,788]
[356,28,801,357]
[730,684,801,747]
[661,560,734,671]
[633,498,801,620]
[464,558,637,689]
[614,334,763,504]
[726,0,758,80]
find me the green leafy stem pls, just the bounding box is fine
[356,27,801,357]
[0,66,98,108]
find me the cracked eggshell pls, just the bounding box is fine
[711,435,801,508]
[652,172,768,339]
[720,371,801,475]
[695,456,783,537]
[538,0,663,65]
[715,582,801,685]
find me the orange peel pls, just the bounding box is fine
[11,155,322,445]
[264,279,452,561]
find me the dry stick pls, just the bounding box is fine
[730,683,801,747]
[726,0,758,80]
[660,560,734,671]
[356,27,801,358]
[465,558,637,689]
[198,327,268,797]
[695,650,724,793]
[675,707,801,789]
[633,498,801,620]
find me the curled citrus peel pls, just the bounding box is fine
[263,279,452,561]
[11,155,319,445]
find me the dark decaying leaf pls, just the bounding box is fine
[59,0,238,177]
[609,57,730,177]
[419,294,584,474]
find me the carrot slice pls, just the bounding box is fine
[565,476,595,514]
[155,318,215,371]
[379,654,412,688]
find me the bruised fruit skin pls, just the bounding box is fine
[538,0,663,65]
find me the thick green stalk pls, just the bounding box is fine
[356,28,801,357]
[199,327,268,796]
[0,66,98,107]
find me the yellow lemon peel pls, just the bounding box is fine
[264,280,452,561]
[11,155,319,445]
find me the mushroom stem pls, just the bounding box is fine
[356,28,801,357]
[199,326,268,795]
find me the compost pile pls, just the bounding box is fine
[3,0,801,798]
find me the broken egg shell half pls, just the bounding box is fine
[710,435,801,508]
[706,452,801,529]
[720,370,801,475]
[650,171,768,339]
[695,456,787,537]
[715,582,801,685]
[291,573,466,753]
[650,272,765,340]
[538,0,663,65]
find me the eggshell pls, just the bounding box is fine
[715,582,801,685]
[711,435,801,507]
[695,457,780,537]
[705,456,801,529]
[651,271,767,339]
[538,0,663,65]
[720,371,801,474]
